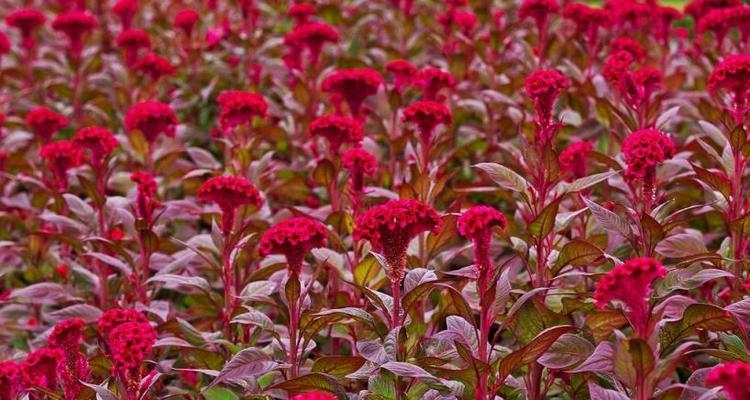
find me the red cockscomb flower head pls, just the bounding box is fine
[322,68,383,117]
[525,69,569,140]
[130,171,159,225]
[258,217,328,274]
[116,29,151,66]
[174,9,199,37]
[72,126,118,166]
[22,347,63,390]
[48,318,89,399]
[0,31,10,56]
[706,362,750,400]
[603,51,634,85]
[386,59,417,92]
[401,101,453,145]
[621,128,676,182]
[124,101,178,143]
[458,205,507,280]
[0,362,22,399]
[593,257,666,337]
[284,22,339,67]
[654,6,681,44]
[309,115,364,154]
[288,3,317,24]
[697,7,733,46]
[611,36,645,63]
[7,9,46,49]
[453,11,478,35]
[685,0,740,23]
[562,3,609,46]
[52,11,98,58]
[134,52,176,81]
[354,199,440,282]
[291,392,338,400]
[26,106,68,142]
[519,0,560,33]
[216,90,268,133]
[416,67,456,101]
[619,66,663,109]
[112,0,138,29]
[708,54,750,124]
[559,141,593,179]
[97,308,149,337]
[108,321,157,377]
[48,318,85,349]
[633,67,663,95]
[198,176,263,234]
[342,147,377,193]
[40,141,84,191]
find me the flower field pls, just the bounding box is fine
[2,0,750,399]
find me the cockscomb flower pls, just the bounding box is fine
[611,36,645,62]
[72,126,119,166]
[416,67,456,101]
[173,9,199,37]
[131,171,159,226]
[562,3,610,46]
[22,347,63,390]
[284,22,339,67]
[593,257,666,337]
[603,51,634,85]
[288,3,317,24]
[706,362,750,400]
[354,199,440,283]
[518,0,559,34]
[98,308,149,337]
[619,66,663,111]
[708,54,750,124]
[342,147,377,193]
[26,106,68,142]
[685,0,740,23]
[401,100,453,145]
[458,206,507,280]
[258,217,328,274]
[322,68,383,117]
[48,318,89,400]
[134,53,176,81]
[124,101,178,143]
[52,11,98,58]
[6,8,46,50]
[654,5,681,44]
[0,31,10,57]
[108,321,157,395]
[525,69,569,143]
[622,128,676,183]
[0,361,22,399]
[309,115,364,154]
[112,0,138,29]
[48,318,85,349]
[216,90,268,133]
[385,59,417,92]
[40,141,85,191]
[291,392,338,400]
[198,176,263,235]
[116,29,151,66]
[697,7,733,46]
[559,141,593,179]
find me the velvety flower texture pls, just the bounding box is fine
[258,217,328,274]
[518,0,559,32]
[0,361,22,399]
[98,308,149,337]
[685,0,741,22]
[40,141,85,191]
[116,29,151,65]
[284,22,339,67]
[610,37,645,63]
[559,141,593,179]
[23,347,63,390]
[112,0,138,29]
[354,199,440,282]
[416,67,456,101]
[216,90,268,133]
[603,51,634,85]
[131,172,159,225]
[72,126,118,165]
[562,3,609,45]
[48,318,90,400]
[322,68,383,117]
[288,3,317,24]
[0,32,10,56]
[51,11,98,57]
[108,321,157,397]
[593,257,666,337]
[525,69,569,143]
[6,9,46,47]
[342,147,377,192]
[124,101,178,143]
[48,318,85,349]
[198,176,263,234]
[291,391,338,400]
[458,206,507,279]
[708,54,750,124]
[26,106,68,142]
[385,59,417,91]
[134,53,176,81]
[174,9,199,37]
[621,129,676,182]
[706,362,750,400]
[309,115,364,154]
[401,100,453,144]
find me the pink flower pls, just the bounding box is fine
[108,321,157,394]
[131,172,159,225]
[401,100,452,145]
[173,9,199,37]
[685,0,741,23]
[518,0,559,33]
[706,362,750,400]
[322,68,383,117]
[291,392,338,400]
[559,141,593,179]
[284,22,339,67]
[525,69,569,143]
[621,128,676,183]
[22,347,63,391]
[308,115,364,154]
[48,318,85,349]
[72,126,119,166]
[134,53,176,81]
[112,0,138,29]
[457,206,507,279]
[0,31,10,56]
[593,257,666,337]
[416,67,456,101]
[116,29,151,66]
[40,141,85,191]
[0,361,22,399]
[562,3,609,46]
[709,54,750,124]
[603,51,634,85]
[216,90,268,133]
[354,199,440,282]
[342,147,377,192]
[48,318,89,400]
[124,101,178,143]
[98,308,149,337]
[52,11,98,57]
[611,37,645,63]
[26,106,68,142]
[258,217,328,274]
[198,176,263,234]
[288,3,317,24]
[6,9,46,49]
[385,59,417,92]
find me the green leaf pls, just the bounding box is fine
[474,162,529,193]
[660,304,737,352]
[203,387,239,400]
[497,325,577,382]
[528,197,562,239]
[554,240,604,273]
[312,356,367,377]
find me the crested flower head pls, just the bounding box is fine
[112,0,138,29]
[385,59,417,91]
[309,115,364,153]
[72,126,119,165]
[525,69,569,135]
[518,0,560,31]
[131,172,159,224]
[611,36,645,62]
[27,106,68,141]
[354,199,440,282]
[108,321,157,372]
[322,68,383,117]
[708,54,750,96]
[593,257,666,336]
[416,67,456,101]
[216,90,268,132]
[97,308,149,337]
[52,11,98,56]
[22,348,63,390]
[284,22,339,66]
[0,361,22,399]
[562,3,610,42]
[603,51,634,85]
[116,28,151,65]
[685,0,741,23]
[173,9,199,37]
[458,205,506,277]
[0,31,10,55]
[7,8,46,38]
[288,3,317,24]
[401,100,452,144]
[198,176,263,234]
[258,217,328,273]
[40,141,85,191]
[48,318,85,349]
[291,392,338,400]
[342,147,377,192]
[134,53,176,81]
[124,101,178,143]
[706,362,750,400]
[621,129,676,182]
[559,141,593,179]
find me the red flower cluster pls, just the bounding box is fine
[525,69,569,142]
[108,321,157,379]
[134,53,176,81]
[354,199,440,282]
[112,0,138,29]
[258,217,328,273]
[611,37,645,63]
[415,67,456,101]
[48,318,85,348]
[621,129,676,182]
[72,126,119,166]
[562,3,610,46]
[284,22,339,68]
[22,347,63,390]
[708,54,750,123]
[309,115,364,154]
[174,9,199,37]
[593,257,666,337]
[685,0,741,23]
[288,3,317,24]
[131,172,160,225]
[706,362,750,400]
[401,100,452,144]
[51,11,98,57]
[322,68,383,117]
[6,9,46,46]
[559,141,593,179]
[603,51,634,85]
[98,308,149,336]
[116,29,151,65]
[124,101,178,143]
[0,32,9,56]
[458,205,506,279]
[40,141,85,191]
[385,59,417,92]
[342,147,377,193]
[48,318,90,400]
[0,361,22,398]
[26,106,68,142]
[198,176,263,234]
[291,392,338,400]
[519,0,559,32]
[216,90,268,133]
